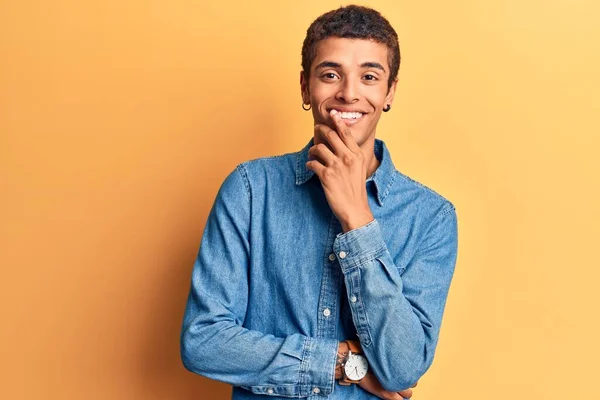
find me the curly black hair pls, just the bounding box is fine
[301,5,401,90]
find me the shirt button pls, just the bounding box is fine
[328,253,336,261]
[350,295,357,303]
[323,308,331,317]
[267,388,274,395]
[339,251,347,259]
[313,387,321,394]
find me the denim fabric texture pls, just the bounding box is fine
[180,137,459,399]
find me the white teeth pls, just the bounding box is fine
[335,110,363,119]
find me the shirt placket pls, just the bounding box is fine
[315,213,343,343]
[308,213,342,399]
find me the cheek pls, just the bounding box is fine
[363,110,383,134]
[366,89,388,106]
[310,85,335,102]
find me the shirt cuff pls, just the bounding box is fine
[333,218,387,271]
[300,337,339,396]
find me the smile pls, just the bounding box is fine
[330,109,365,125]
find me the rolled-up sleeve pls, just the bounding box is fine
[180,164,339,398]
[333,204,458,392]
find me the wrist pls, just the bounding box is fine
[337,340,369,385]
[335,341,350,379]
[340,212,374,233]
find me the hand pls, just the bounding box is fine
[358,371,418,400]
[306,110,374,232]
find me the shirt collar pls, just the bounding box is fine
[295,136,397,206]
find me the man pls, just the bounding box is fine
[180,5,458,400]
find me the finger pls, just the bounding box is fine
[398,388,413,398]
[308,142,336,166]
[386,393,403,400]
[314,123,346,155]
[305,159,325,178]
[330,110,362,154]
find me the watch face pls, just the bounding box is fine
[344,354,369,380]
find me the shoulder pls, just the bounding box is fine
[215,150,299,205]
[233,150,298,187]
[238,150,295,171]
[215,151,295,209]
[392,169,456,218]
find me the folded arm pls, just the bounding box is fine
[334,204,458,392]
[180,165,339,398]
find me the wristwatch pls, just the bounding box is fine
[338,340,369,385]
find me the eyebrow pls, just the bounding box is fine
[315,61,386,73]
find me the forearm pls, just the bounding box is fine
[180,165,340,397]
[181,297,339,397]
[341,250,426,391]
[335,206,458,392]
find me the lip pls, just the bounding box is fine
[327,107,367,126]
[326,106,368,114]
[338,115,364,126]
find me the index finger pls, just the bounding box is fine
[314,122,347,155]
[330,110,361,153]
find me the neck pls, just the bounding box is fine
[359,136,381,180]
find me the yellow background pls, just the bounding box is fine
[1,0,599,398]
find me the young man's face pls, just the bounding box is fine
[301,37,397,147]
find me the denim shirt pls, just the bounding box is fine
[180,137,458,399]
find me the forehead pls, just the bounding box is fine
[312,37,389,70]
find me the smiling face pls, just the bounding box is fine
[301,37,397,147]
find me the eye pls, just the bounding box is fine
[363,74,378,81]
[321,72,339,80]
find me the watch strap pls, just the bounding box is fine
[345,339,362,354]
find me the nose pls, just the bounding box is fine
[335,78,359,103]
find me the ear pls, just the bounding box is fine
[384,78,398,107]
[300,71,310,104]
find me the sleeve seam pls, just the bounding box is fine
[236,163,251,201]
[356,266,373,347]
[436,202,455,221]
[414,202,456,258]
[422,202,455,239]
